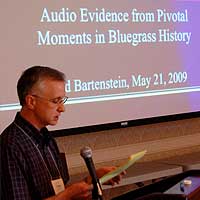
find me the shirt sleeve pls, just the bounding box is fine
[1,146,33,200]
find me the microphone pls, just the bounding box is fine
[80,146,103,200]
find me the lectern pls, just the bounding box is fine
[112,170,200,200]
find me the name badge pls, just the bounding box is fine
[51,178,65,195]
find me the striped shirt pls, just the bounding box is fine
[1,112,69,200]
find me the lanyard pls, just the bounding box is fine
[14,122,62,180]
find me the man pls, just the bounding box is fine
[1,66,124,200]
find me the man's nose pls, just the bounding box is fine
[57,103,65,112]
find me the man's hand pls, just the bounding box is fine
[85,166,126,186]
[56,181,93,200]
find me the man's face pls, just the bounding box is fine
[31,79,66,128]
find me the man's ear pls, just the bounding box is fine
[25,95,36,110]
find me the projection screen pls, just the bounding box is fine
[0,0,199,133]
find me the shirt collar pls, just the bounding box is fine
[14,112,52,146]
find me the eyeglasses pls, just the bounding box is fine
[31,95,68,105]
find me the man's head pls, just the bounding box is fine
[17,66,66,106]
[18,66,67,129]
